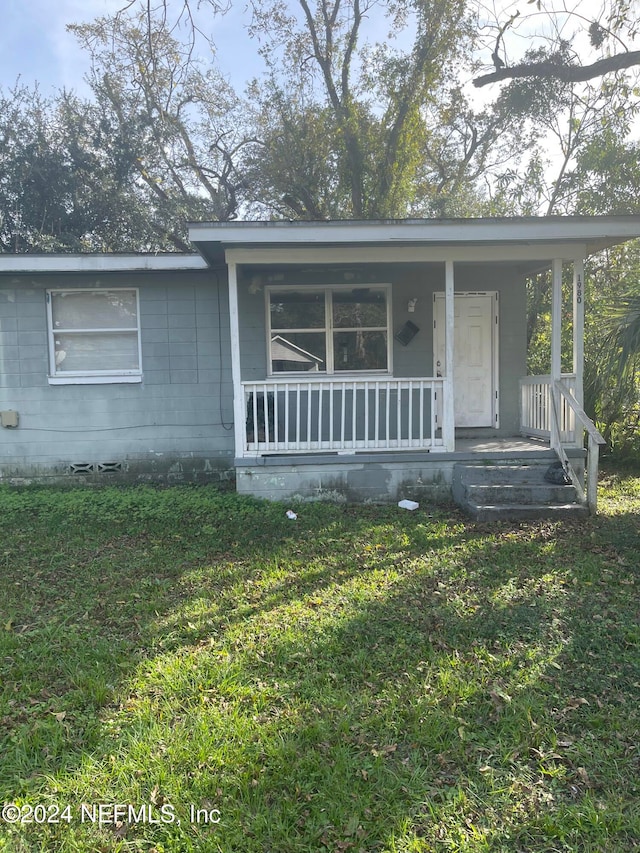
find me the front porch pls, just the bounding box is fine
[185,217,632,514]
[235,369,599,511]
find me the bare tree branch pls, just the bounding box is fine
[473,50,640,87]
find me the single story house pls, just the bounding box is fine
[1,216,639,517]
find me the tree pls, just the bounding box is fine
[474,48,640,88]
[473,0,640,88]
[243,0,491,219]
[573,129,640,216]
[105,1,635,224]
[608,294,640,380]
[0,84,153,252]
[69,9,253,247]
[569,115,640,450]
[580,245,640,453]
[475,34,640,419]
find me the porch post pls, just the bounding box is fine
[227,261,246,458]
[443,259,455,452]
[572,257,585,408]
[550,258,563,449]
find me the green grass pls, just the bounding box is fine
[0,471,638,852]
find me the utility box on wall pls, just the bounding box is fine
[0,410,19,428]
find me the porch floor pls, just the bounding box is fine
[237,435,564,466]
[455,436,551,455]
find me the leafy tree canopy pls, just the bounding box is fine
[70,10,253,245]
[0,85,155,252]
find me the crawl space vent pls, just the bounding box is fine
[69,462,123,475]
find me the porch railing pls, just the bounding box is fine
[519,374,577,443]
[520,374,606,513]
[551,380,606,514]
[241,377,444,455]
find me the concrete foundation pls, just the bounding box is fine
[234,442,576,504]
[0,455,236,488]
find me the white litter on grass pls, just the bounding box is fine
[398,499,419,511]
[286,510,298,520]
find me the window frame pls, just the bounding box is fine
[46,287,143,385]
[266,283,392,376]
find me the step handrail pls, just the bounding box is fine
[552,379,606,514]
[549,392,585,505]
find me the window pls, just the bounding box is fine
[268,286,390,374]
[47,289,142,384]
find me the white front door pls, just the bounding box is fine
[434,292,498,428]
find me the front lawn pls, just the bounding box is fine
[0,473,638,852]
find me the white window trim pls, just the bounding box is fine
[46,288,143,385]
[266,283,392,376]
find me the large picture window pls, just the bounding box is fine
[47,289,142,383]
[268,286,390,374]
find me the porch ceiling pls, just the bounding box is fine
[188,215,640,266]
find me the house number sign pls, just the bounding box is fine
[576,274,583,304]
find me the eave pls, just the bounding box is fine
[188,215,640,267]
[0,253,208,274]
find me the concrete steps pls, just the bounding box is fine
[452,461,589,521]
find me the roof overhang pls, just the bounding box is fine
[188,216,640,267]
[2,217,639,275]
[0,253,208,274]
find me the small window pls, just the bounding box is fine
[268,286,390,374]
[47,289,142,384]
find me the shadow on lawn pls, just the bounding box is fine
[1,486,638,851]
[208,520,638,851]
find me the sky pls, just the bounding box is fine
[0,0,627,103]
[0,0,468,95]
[0,0,118,94]
[0,0,263,95]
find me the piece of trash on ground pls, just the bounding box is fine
[398,499,419,511]
[286,509,298,519]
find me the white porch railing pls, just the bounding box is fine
[520,374,577,443]
[551,380,606,514]
[241,377,444,455]
[520,374,606,513]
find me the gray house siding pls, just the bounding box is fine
[0,255,529,487]
[0,270,235,484]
